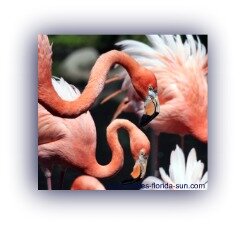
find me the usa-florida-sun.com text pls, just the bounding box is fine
[141,182,207,190]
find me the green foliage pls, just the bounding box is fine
[48,35,148,61]
[49,35,99,48]
[49,35,149,75]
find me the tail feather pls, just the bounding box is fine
[38,34,53,88]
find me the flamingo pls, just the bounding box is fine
[39,79,152,189]
[39,77,151,190]
[38,34,160,125]
[38,35,158,189]
[105,35,208,143]
[71,175,106,190]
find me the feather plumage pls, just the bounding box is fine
[115,35,208,141]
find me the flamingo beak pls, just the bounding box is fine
[140,88,160,127]
[122,152,148,184]
[130,152,148,179]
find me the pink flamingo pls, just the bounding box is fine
[105,35,208,143]
[38,35,152,189]
[38,35,160,122]
[39,92,150,189]
[71,175,105,190]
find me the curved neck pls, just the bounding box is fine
[85,119,134,178]
[38,49,140,117]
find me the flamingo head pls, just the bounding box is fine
[130,149,149,181]
[131,67,160,127]
[122,127,151,184]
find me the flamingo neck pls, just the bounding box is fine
[38,49,140,117]
[85,119,134,178]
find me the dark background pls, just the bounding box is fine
[38,35,208,190]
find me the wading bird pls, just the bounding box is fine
[38,35,157,189]
[104,35,208,143]
[39,83,150,189]
[71,175,106,190]
[38,34,160,125]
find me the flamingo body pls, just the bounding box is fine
[38,78,96,170]
[114,35,208,142]
[38,78,150,189]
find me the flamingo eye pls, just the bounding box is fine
[149,85,157,93]
[149,85,154,91]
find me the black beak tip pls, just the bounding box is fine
[140,115,150,127]
[140,112,159,127]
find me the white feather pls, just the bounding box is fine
[200,172,208,184]
[116,40,157,56]
[185,148,197,183]
[52,77,80,101]
[169,145,186,184]
[157,146,208,189]
[159,167,175,185]
[120,35,207,74]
